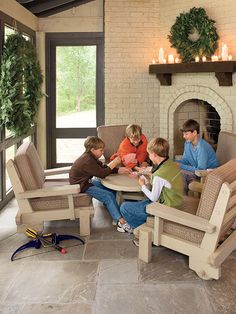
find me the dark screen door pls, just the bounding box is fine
[46,33,104,167]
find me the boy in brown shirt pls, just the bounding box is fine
[70,136,132,232]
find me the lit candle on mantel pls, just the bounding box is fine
[152,58,156,64]
[158,48,164,64]
[211,55,219,62]
[163,58,167,64]
[168,54,174,64]
[202,56,207,62]
[228,55,232,61]
[175,57,179,63]
[222,43,228,61]
[195,56,200,62]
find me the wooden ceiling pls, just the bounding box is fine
[16,0,95,17]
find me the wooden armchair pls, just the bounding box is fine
[136,158,236,280]
[7,142,94,235]
[97,124,127,162]
[189,131,236,195]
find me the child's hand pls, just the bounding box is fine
[140,161,149,167]
[107,156,121,169]
[113,156,121,166]
[123,153,137,165]
[130,171,139,177]
[118,167,131,174]
[137,166,152,176]
[138,175,146,186]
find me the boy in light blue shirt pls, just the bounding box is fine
[176,119,219,193]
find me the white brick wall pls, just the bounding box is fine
[104,0,160,140]
[105,0,236,150]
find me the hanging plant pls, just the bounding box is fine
[0,33,43,136]
[168,7,219,62]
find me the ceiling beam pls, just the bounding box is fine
[25,0,81,13]
[16,0,95,17]
[35,0,94,17]
[17,0,35,4]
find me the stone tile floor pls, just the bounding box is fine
[0,198,236,314]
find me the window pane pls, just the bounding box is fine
[56,46,96,128]
[22,33,32,41]
[56,138,86,163]
[4,24,30,138]
[4,24,16,41]
[0,153,2,201]
[5,145,16,192]
[5,128,13,139]
[23,136,32,143]
[4,25,19,139]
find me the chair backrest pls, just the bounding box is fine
[216,131,236,165]
[14,142,45,190]
[97,124,127,160]
[196,159,236,229]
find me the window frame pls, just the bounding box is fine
[0,11,36,210]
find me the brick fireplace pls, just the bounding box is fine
[157,73,234,158]
[174,99,221,155]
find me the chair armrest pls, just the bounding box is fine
[147,203,216,234]
[195,169,214,177]
[18,184,80,199]
[195,170,208,177]
[188,181,203,193]
[44,166,71,176]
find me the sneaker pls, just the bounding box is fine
[132,238,139,247]
[117,221,133,233]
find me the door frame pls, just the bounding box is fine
[45,32,104,168]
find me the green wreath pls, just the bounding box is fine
[168,7,219,62]
[0,33,43,136]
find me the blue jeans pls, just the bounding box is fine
[86,179,122,222]
[182,170,199,194]
[120,199,151,229]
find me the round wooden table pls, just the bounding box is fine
[101,173,144,204]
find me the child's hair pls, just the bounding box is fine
[180,119,200,134]
[84,136,105,152]
[147,137,169,157]
[126,124,142,139]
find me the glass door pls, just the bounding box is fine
[46,33,104,167]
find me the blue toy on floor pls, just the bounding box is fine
[11,228,85,261]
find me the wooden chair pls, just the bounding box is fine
[136,158,236,280]
[97,124,127,162]
[189,131,236,195]
[7,142,94,235]
[97,124,144,201]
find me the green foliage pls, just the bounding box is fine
[56,46,96,114]
[0,33,43,136]
[168,7,219,62]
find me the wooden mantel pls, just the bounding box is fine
[149,61,236,86]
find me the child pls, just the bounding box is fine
[69,136,132,231]
[110,124,148,169]
[120,137,184,233]
[176,119,219,193]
